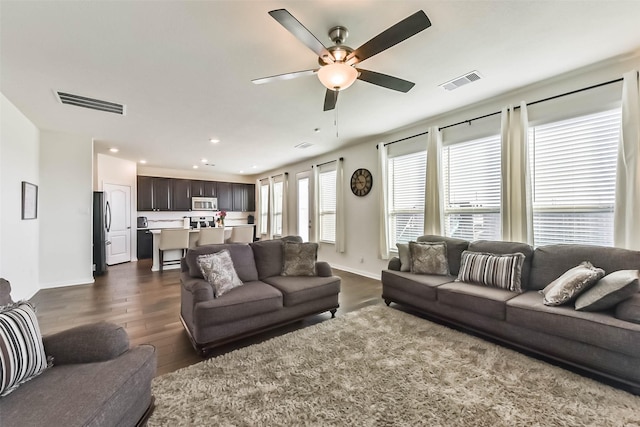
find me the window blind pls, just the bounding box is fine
[318,169,337,243]
[387,151,426,248]
[530,108,620,247]
[443,134,501,241]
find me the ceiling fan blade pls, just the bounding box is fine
[252,69,318,85]
[356,69,415,92]
[347,10,431,65]
[323,89,338,111]
[269,9,334,62]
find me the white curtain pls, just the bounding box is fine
[312,166,320,243]
[255,178,263,238]
[336,158,346,253]
[378,144,390,259]
[281,173,289,237]
[424,127,443,235]
[614,70,640,250]
[267,177,274,240]
[500,101,532,244]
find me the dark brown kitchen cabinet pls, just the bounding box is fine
[216,182,233,211]
[232,183,256,212]
[191,180,217,198]
[172,179,192,211]
[137,176,171,211]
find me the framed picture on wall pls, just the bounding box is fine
[21,181,38,220]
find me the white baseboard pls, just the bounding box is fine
[330,264,381,281]
[39,276,95,289]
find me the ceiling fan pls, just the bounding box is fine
[252,9,432,111]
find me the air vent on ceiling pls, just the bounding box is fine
[439,71,482,91]
[55,91,126,115]
[295,142,313,149]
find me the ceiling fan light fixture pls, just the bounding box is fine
[317,63,358,91]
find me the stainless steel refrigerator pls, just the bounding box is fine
[93,191,109,275]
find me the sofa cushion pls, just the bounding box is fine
[0,301,49,396]
[250,239,284,279]
[197,250,244,298]
[575,270,640,312]
[468,240,534,290]
[396,243,410,272]
[194,281,283,326]
[417,235,469,276]
[262,276,340,307]
[186,244,258,282]
[506,291,640,358]
[382,270,454,302]
[409,241,449,275]
[456,251,525,293]
[615,293,640,324]
[0,278,12,306]
[437,282,519,320]
[529,244,640,291]
[541,261,604,306]
[282,242,318,276]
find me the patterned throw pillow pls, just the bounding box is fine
[409,241,449,276]
[456,251,526,293]
[575,270,640,311]
[396,243,410,272]
[197,250,244,298]
[282,242,318,276]
[1,301,49,396]
[541,261,605,306]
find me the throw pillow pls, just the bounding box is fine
[197,250,244,298]
[615,293,640,324]
[575,270,640,311]
[541,261,605,306]
[409,241,449,276]
[456,251,526,293]
[0,301,49,396]
[396,243,410,272]
[282,242,318,276]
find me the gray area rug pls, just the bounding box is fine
[150,305,640,426]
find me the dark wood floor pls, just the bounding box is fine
[31,260,383,376]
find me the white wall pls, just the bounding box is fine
[96,153,138,260]
[258,52,640,280]
[0,93,40,300]
[138,165,256,184]
[39,130,94,288]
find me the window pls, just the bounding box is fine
[272,180,283,237]
[259,182,269,235]
[318,169,337,243]
[529,108,620,247]
[387,151,426,249]
[443,135,501,241]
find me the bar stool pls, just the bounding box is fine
[158,229,190,272]
[197,227,225,246]
[227,226,254,243]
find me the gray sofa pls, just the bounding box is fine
[180,237,341,355]
[382,235,640,394]
[0,279,157,427]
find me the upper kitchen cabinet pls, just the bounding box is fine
[232,183,256,212]
[172,179,192,211]
[137,176,154,211]
[137,176,172,211]
[216,182,233,211]
[191,180,217,198]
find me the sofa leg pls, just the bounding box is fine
[384,299,391,306]
[330,309,337,318]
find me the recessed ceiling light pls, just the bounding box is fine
[201,158,208,163]
[252,165,258,169]
[109,147,119,153]
[193,165,199,169]
[239,170,244,174]
[210,138,220,144]
[139,160,147,164]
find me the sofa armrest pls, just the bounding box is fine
[181,273,214,303]
[43,322,129,365]
[388,257,401,271]
[316,261,333,277]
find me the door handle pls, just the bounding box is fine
[105,201,112,232]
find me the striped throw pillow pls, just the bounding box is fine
[0,301,49,396]
[456,251,526,293]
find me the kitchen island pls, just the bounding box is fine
[149,225,255,271]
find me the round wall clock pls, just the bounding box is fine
[350,168,373,197]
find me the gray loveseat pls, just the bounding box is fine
[0,279,157,427]
[382,235,640,394]
[180,237,341,355]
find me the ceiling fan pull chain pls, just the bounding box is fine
[335,101,339,138]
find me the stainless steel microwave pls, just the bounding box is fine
[192,197,218,211]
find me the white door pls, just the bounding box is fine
[296,171,312,242]
[104,183,131,265]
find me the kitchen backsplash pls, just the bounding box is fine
[140,210,254,229]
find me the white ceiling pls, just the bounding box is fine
[2,1,640,176]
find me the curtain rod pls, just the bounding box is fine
[270,172,288,179]
[313,157,343,168]
[377,76,624,146]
